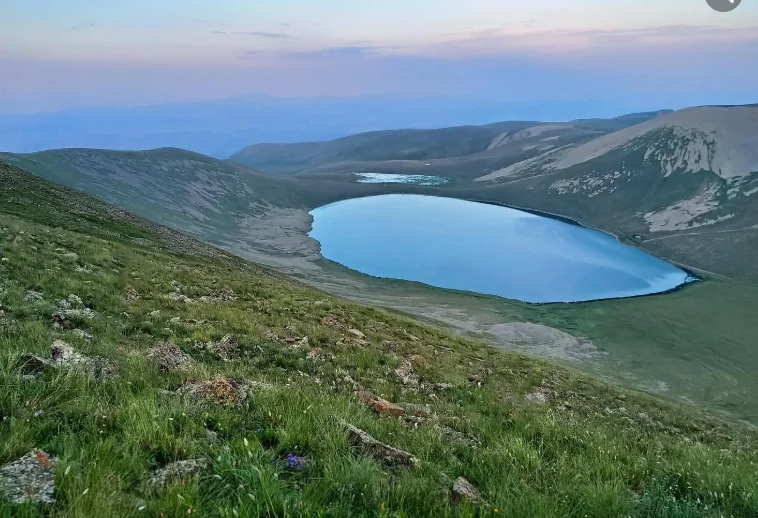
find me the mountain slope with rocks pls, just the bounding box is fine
[465,105,758,282]
[2,159,758,517]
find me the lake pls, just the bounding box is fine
[308,194,694,303]
[353,173,450,185]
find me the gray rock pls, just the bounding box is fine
[451,476,488,506]
[50,340,116,379]
[525,387,551,404]
[24,290,44,303]
[0,449,57,504]
[146,342,193,372]
[347,328,365,339]
[345,423,418,468]
[168,292,192,303]
[146,459,207,487]
[395,359,420,387]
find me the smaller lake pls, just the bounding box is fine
[354,173,450,185]
[308,195,694,303]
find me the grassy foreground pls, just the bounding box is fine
[1,162,758,517]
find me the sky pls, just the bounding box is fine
[1,0,757,113]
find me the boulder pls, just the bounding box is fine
[395,359,420,387]
[347,328,365,339]
[146,342,193,372]
[451,476,488,506]
[355,391,405,417]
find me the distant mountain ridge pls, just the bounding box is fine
[230,111,670,174]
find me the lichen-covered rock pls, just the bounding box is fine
[124,287,140,303]
[198,290,237,303]
[146,459,207,487]
[199,334,243,360]
[395,359,420,387]
[146,342,193,372]
[24,290,44,303]
[321,315,345,330]
[51,296,96,330]
[526,387,552,404]
[347,328,365,339]
[50,340,116,379]
[0,449,57,504]
[345,424,418,468]
[451,476,488,506]
[168,292,192,303]
[176,377,250,407]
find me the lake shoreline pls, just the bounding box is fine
[457,196,705,283]
[307,193,696,305]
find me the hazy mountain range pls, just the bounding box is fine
[0,96,677,158]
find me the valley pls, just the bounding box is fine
[2,105,757,425]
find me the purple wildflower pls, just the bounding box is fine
[284,453,307,470]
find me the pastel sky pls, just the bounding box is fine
[1,0,757,113]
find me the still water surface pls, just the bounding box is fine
[308,194,693,303]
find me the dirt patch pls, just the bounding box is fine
[487,322,599,362]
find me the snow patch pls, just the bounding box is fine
[642,184,730,232]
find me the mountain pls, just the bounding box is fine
[466,106,758,282]
[0,148,321,259]
[0,147,433,270]
[230,105,758,282]
[230,111,668,175]
[0,97,651,158]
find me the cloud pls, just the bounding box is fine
[423,24,758,57]
[212,30,295,39]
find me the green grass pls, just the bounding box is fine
[2,162,758,517]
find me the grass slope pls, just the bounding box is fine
[2,164,758,517]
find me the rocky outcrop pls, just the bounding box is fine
[345,424,418,468]
[451,476,488,507]
[146,459,208,487]
[355,391,405,417]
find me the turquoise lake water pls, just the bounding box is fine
[308,194,694,303]
[353,173,450,185]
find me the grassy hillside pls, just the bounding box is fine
[3,162,758,517]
